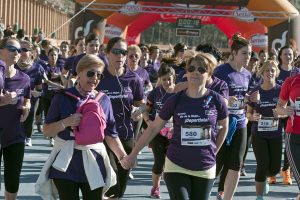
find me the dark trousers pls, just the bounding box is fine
[105,138,134,198]
[150,134,169,174]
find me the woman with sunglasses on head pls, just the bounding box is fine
[15,40,45,147]
[273,45,300,185]
[246,60,283,200]
[143,63,176,198]
[96,37,145,199]
[0,38,31,200]
[36,54,127,200]
[172,43,187,79]
[213,33,252,200]
[123,52,229,200]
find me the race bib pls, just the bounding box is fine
[181,125,211,146]
[295,97,300,116]
[228,100,245,115]
[258,117,279,132]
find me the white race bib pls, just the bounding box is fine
[181,125,211,146]
[258,117,279,132]
[228,100,245,115]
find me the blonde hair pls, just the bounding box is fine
[127,45,142,56]
[76,54,104,73]
[185,51,218,76]
[258,60,280,78]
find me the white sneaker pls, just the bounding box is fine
[49,138,55,147]
[25,138,32,147]
[129,172,134,179]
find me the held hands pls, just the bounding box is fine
[285,106,295,117]
[120,154,137,170]
[20,106,30,122]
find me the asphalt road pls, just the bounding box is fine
[0,129,298,200]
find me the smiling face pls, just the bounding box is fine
[78,64,103,92]
[280,47,294,66]
[107,41,127,70]
[86,39,100,55]
[76,39,85,55]
[261,64,277,83]
[160,73,174,89]
[48,50,58,65]
[20,42,33,62]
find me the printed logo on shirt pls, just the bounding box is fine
[16,89,24,96]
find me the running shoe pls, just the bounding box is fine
[49,138,55,147]
[240,166,247,176]
[150,186,160,199]
[281,168,292,185]
[129,171,134,179]
[216,191,224,200]
[256,196,264,200]
[264,181,269,195]
[25,138,32,147]
[268,176,276,184]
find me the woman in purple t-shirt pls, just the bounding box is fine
[246,60,283,199]
[213,33,252,200]
[143,63,175,198]
[96,37,145,199]
[0,38,31,200]
[36,54,127,200]
[124,52,229,200]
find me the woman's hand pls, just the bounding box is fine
[251,111,261,121]
[1,91,18,105]
[131,105,145,121]
[63,113,82,127]
[228,96,238,107]
[20,106,30,122]
[121,154,137,169]
[249,91,260,103]
[285,106,295,117]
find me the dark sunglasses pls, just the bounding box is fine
[3,45,21,53]
[187,65,207,74]
[21,48,32,52]
[179,48,187,52]
[111,48,128,56]
[86,70,104,80]
[128,54,139,59]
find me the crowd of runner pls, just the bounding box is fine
[0,29,300,200]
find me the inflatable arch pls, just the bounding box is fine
[73,0,299,51]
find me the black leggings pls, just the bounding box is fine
[53,179,102,200]
[252,134,282,182]
[216,128,247,192]
[150,134,169,175]
[0,142,25,193]
[242,121,252,163]
[105,138,134,198]
[164,172,214,200]
[281,117,290,171]
[285,133,300,190]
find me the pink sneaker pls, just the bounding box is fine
[150,186,160,199]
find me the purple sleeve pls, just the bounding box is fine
[45,94,63,124]
[99,94,118,138]
[159,94,177,121]
[144,71,150,85]
[24,77,31,99]
[147,88,156,104]
[213,65,224,80]
[219,82,229,100]
[134,78,144,101]
[35,65,44,86]
[64,57,73,71]
[214,92,228,121]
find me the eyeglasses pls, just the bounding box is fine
[128,54,139,59]
[86,70,104,80]
[187,65,207,74]
[21,48,32,52]
[179,48,187,52]
[2,45,21,53]
[111,48,128,56]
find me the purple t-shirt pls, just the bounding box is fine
[45,87,118,182]
[248,73,262,91]
[43,63,63,99]
[276,66,300,86]
[64,55,77,71]
[159,90,228,171]
[128,66,150,86]
[96,68,144,139]
[248,85,282,138]
[0,70,31,147]
[147,85,174,121]
[214,63,251,129]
